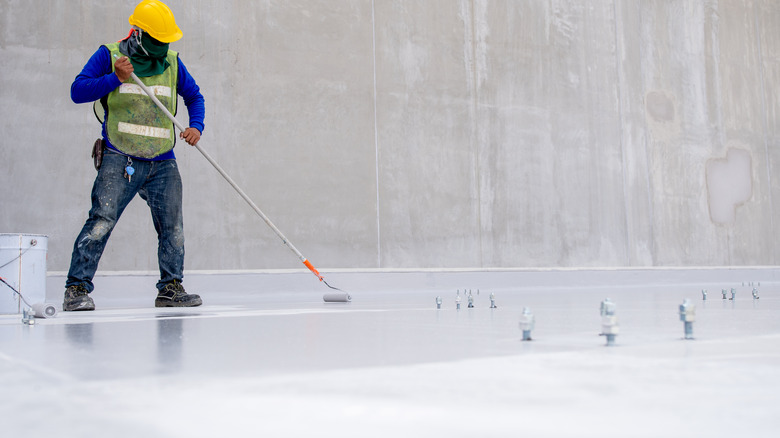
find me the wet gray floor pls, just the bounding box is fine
[2,273,779,437]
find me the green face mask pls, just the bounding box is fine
[122,29,170,77]
[140,31,169,59]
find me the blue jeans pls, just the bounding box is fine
[66,150,185,292]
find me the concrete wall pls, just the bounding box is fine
[1,0,779,274]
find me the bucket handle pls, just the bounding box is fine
[0,238,38,270]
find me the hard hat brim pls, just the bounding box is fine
[128,0,183,43]
[128,17,183,43]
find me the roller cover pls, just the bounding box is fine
[323,293,351,303]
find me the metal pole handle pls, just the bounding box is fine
[124,68,319,276]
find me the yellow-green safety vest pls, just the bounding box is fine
[103,42,179,159]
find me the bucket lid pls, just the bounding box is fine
[0,233,49,237]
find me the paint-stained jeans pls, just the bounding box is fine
[66,150,185,292]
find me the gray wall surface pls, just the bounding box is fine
[2,0,779,273]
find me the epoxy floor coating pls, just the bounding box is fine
[2,281,779,437]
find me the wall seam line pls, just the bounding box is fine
[754,3,776,263]
[371,0,382,269]
[469,0,484,268]
[612,0,631,266]
[637,2,656,264]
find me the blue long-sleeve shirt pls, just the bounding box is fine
[71,45,205,161]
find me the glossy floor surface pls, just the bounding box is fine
[2,276,779,437]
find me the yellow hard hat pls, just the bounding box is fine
[128,0,183,43]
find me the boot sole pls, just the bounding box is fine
[154,297,203,308]
[63,302,95,312]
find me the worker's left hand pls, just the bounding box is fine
[180,127,201,146]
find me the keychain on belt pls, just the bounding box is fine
[124,157,135,182]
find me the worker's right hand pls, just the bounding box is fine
[114,56,134,83]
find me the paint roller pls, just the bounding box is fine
[1,277,58,318]
[121,60,351,303]
[31,303,58,318]
[323,292,352,303]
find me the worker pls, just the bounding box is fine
[64,0,204,310]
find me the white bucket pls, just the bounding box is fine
[0,234,48,314]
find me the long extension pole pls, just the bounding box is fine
[122,63,347,299]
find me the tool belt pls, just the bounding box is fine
[92,138,105,170]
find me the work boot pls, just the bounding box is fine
[63,285,95,311]
[155,280,202,308]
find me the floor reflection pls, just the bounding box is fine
[65,323,93,348]
[156,317,183,373]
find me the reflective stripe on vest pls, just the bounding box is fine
[118,83,172,98]
[104,43,179,159]
[118,122,171,139]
